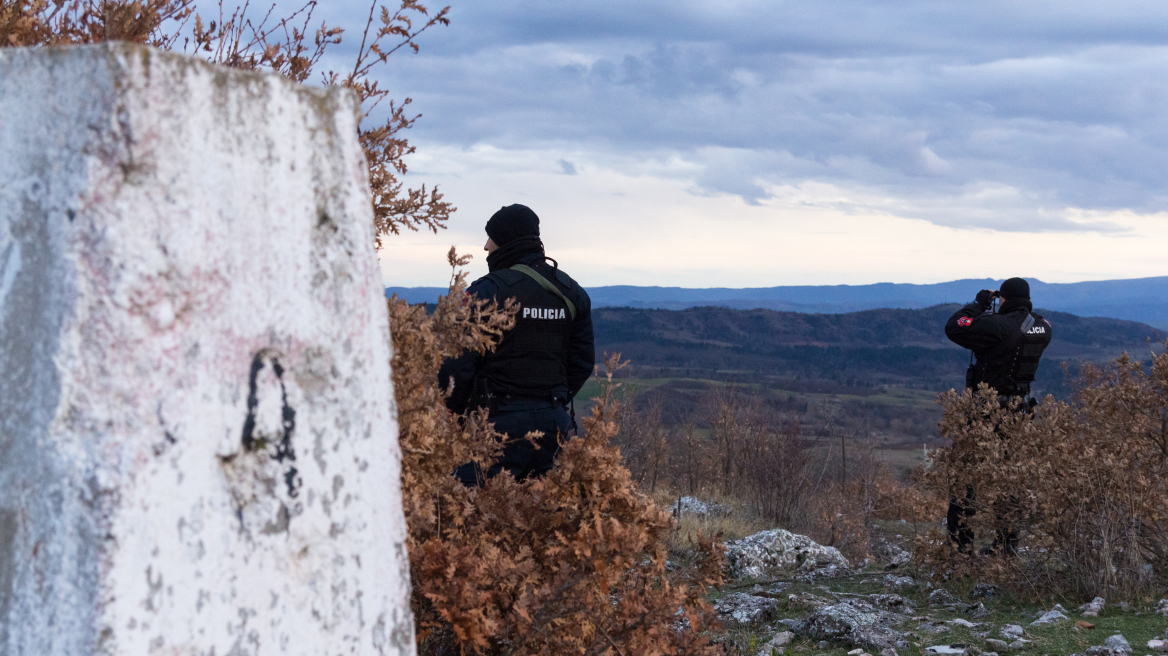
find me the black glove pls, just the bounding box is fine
[975,289,997,307]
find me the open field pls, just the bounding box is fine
[581,375,946,477]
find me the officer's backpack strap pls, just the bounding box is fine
[1020,313,1035,333]
[509,264,577,320]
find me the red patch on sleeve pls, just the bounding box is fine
[957,316,973,327]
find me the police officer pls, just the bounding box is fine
[439,204,595,486]
[946,277,1052,400]
[943,276,1052,554]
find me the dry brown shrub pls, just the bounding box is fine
[397,344,726,655]
[804,481,869,561]
[875,469,944,526]
[915,348,1168,599]
[388,259,724,654]
[1,0,453,244]
[388,248,517,539]
[0,0,191,46]
[803,442,914,562]
[803,462,942,564]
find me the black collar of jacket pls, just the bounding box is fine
[1000,298,1033,314]
[487,235,545,271]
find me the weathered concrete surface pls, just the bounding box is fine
[0,43,413,655]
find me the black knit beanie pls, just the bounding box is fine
[485,204,540,247]
[999,277,1030,300]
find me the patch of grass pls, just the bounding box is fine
[705,567,1168,656]
[831,387,939,409]
[653,490,776,550]
[871,445,928,477]
[576,376,730,408]
[1019,609,1167,656]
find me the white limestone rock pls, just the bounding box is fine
[725,528,850,579]
[714,592,779,627]
[883,574,917,591]
[1000,625,1024,640]
[1030,608,1070,626]
[919,621,953,636]
[672,496,732,517]
[884,546,912,570]
[986,638,1009,652]
[970,583,1001,599]
[788,591,833,611]
[965,602,991,619]
[1104,634,1132,654]
[0,43,412,654]
[794,600,909,652]
[1079,597,1106,617]
[924,646,969,656]
[866,594,914,614]
[1079,646,1128,656]
[756,630,793,656]
[928,588,961,607]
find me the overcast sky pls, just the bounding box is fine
[311,0,1168,288]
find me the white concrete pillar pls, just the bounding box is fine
[0,43,414,655]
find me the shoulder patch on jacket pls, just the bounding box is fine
[957,316,973,327]
[554,268,572,286]
[490,269,525,286]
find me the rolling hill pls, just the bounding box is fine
[583,304,1164,449]
[592,304,1164,398]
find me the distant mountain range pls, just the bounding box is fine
[386,276,1168,329]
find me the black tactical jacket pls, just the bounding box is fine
[438,249,594,415]
[945,298,1053,396]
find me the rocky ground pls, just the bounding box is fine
[669,498,1168,656]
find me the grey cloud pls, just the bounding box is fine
[558,159,577,175]
[342,0,1168,59]
[867,186,1131,233]
[344,0,1168,230]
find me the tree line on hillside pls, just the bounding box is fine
[593,304,1165,398]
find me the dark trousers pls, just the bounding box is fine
[948,393,1031,554]
[947,486,977,553]
[455,406,573,487]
